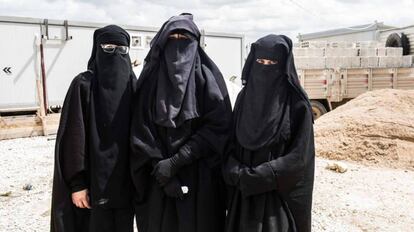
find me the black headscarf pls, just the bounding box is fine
[87,25,135,191]
[88,25,132,125]
[131,15,232,232]
[154,30,199,127]
[51,25,135,232]
[131,13,231,183]
[236,35,311,150]
[136,14,202,129]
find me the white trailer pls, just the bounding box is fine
[0,16,245,113]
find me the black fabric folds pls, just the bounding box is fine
[236,35,291,150]
[88,25,133,194]
[130,14,232,232]
[51,25,136,232]
[224,35,315,232]
[154,32,200,128]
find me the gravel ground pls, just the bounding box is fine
[1,136,413,231]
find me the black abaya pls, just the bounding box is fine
[130,14,232,232]
[50,25,136,232]
[224,35,315,232]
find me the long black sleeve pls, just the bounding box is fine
[69,171,87,193]
[59,74,90,187]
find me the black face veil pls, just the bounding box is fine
[236,35,312,150]
[131,14,232,189]
[88,25,132,126]
[51,25,136,232]
[87,25,134,191]
[154,30,199,128]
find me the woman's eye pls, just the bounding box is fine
[102,44,116,49]
[168,34,189,40]
[256,59,278,65]
[256,59,264,64]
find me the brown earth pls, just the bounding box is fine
[315,89,414,170]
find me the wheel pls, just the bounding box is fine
[401,33,411,55]
[310,100,327,119]
[386,33,402,48]
[385,33,411,55]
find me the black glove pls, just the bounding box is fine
[224,156,245,186]
[152,151,193,186]
[239,162,277,198]
[163,177,184,200]
[152,158,179,186]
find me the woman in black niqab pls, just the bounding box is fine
[130,14,232,232]
[51,25,136,232]
[224,35,315,232]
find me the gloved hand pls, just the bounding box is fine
[152,150,194,186]
[163,177,184,200]
[224,156,245,186]
[239,162,277,198]
[152,157,180,186]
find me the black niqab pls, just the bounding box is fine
[155,32,199,128]
[51,25,135,232]
[236,35,291,150]
[89,25,131,125]
[131,14,232,232]
[131,14,230,169]
[224,35,314,232]
[88,25,133,192]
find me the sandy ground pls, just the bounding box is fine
[1,136,414,231]
[315,89,414,170]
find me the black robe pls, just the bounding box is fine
[130,14,232,232]
[50,25,136,232]
[224,35,315,232]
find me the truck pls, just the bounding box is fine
[293,41,414,119]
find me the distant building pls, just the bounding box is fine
[297,21,414,55]
[297,21,395,42]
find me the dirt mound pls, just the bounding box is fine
[314,89,414,169]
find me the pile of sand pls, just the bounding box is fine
[315,89,414,170]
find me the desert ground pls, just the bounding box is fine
[0,136,413,231]
[1,89,414,231]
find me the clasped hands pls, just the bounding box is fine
[226,157,276,197]
[151,155,185,199]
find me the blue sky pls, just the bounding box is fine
[1,0,413,43]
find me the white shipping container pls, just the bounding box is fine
[0,20,41,110]
[0,16,245,111]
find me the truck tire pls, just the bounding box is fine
[386,33,410,55]
[386,33,402,47]
[311,100,327,119]
[401,33,410,55]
